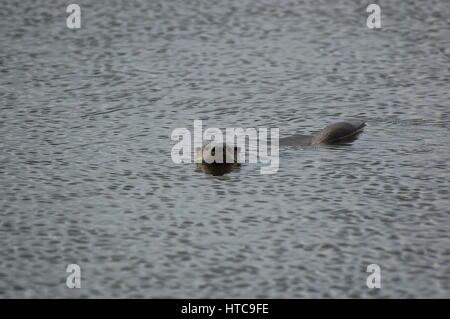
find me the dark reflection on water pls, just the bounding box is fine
[195,164,240,176]
[0,0,449,298]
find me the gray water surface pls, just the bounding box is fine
[1,0,449,298]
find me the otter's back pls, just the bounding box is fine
[311,121,365,144]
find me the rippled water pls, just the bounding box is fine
[1,0,449,298]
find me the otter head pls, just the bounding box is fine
[195,142,241,164]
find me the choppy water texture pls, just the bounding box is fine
[1,0,449,298]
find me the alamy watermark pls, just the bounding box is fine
[366,4,381,29]
[66,264,81,288]
[66,4,381,30]
[171,120,279,174]
[66,4,81,29]
[366,263,381,289]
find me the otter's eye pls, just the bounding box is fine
[211,147,215,156]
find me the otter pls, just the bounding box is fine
[279,120,366,146]
[195,120,365,175]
